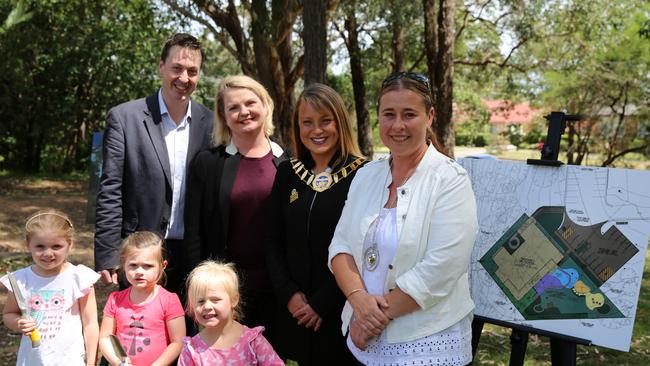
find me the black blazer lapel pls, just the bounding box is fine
[144,94,172,188]
[219,153,240,244]
[187,100,210,166]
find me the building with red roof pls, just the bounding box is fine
[484,100,542,134]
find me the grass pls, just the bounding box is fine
[1,158,649,365]
[0,168,89,180]
[3,247,647,365]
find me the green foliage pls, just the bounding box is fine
[506,124,524,147]
[192,30,240,108]
[0,0,32,33]
[523,118,545,145]
[454,88,490,146]
[0,0,174,173]
[511,0,650,165]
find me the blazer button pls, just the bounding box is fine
[401,189,406,195]
[388,264,393,270]
[402,214,407,220]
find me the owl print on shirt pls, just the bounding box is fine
[28,289,65,340]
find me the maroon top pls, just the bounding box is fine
[228,150,276,291]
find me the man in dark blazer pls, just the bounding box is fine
[94,33,213,297]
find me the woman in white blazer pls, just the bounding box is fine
[328,72,479,365]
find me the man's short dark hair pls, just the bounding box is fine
[160,33,205,68]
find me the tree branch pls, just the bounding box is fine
[601,144,649,167]
[454,58,527,72]
[286,54,304,97]
[408,50,426,72]
[162,0,252,72]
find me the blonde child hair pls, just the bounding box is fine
[119,231,167,285]
[185,260,243,321]
[24,208,74,243]
[3,209,100,366]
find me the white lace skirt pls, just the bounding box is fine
[348,313,473,366]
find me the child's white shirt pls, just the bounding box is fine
[0,263,100,366]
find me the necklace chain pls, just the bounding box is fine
[385,159,418,208]
[291,157,365,191]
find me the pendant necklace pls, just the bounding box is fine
[363,162,392,272]
[312,167,333,192]
[363,215,382,271]
[290,157,365,192]
[363,155,419,272]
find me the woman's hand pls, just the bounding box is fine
[16,317,36,336]
[294,303,323,331]
[289,292,323,331]
[287,292,308,315]
[348,290,390,337]
[349,319,374,350]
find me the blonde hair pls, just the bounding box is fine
[293,83,363,164]
[213,75,275,146]
[24,209,74,244]
[185,260,242,321]
[119,231,167,285]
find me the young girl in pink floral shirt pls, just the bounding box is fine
[178,260,283,366]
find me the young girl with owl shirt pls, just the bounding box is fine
[1,209,100,366]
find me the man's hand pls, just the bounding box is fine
[99,269,118,285]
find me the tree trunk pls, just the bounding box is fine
[390,0,405,73]
[303,0,328,85]
[22,117,43,172]
[249,0,302,148]
[423,0,455,157]
[344,0,373,158]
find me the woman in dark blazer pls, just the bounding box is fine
[265,83,365,364]
[184,75,286,343]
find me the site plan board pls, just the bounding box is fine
[459,158,650,351]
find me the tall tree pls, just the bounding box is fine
[163,0,304,146]
[424,0,456,156]
[0,0,171,172]
[303,0,329,85]
[338,0,373,157]
[528,1,650,166]
[389,0,405,73]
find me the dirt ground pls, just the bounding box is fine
[0,177,114,365]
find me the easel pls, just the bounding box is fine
[471,111,591,365]
[471,316,591,366]
[527,111,581,167]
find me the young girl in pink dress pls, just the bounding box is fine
[98,231,185,366]
[178,260,283,365]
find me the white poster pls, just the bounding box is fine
[459,158,650,352]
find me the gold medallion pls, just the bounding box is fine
[312,171,333,192]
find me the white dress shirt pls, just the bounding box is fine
[158,90,191,240]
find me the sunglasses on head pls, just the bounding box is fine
[381,71,431,90]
